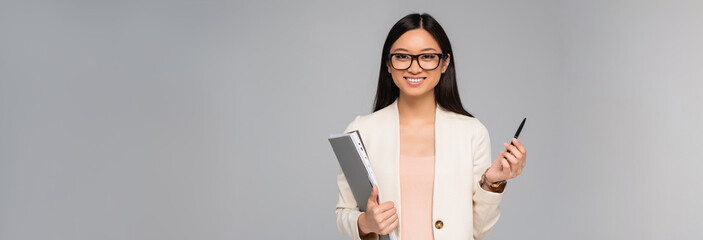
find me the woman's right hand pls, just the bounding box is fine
[358,184,399,235]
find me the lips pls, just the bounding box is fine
[404,76,426,86]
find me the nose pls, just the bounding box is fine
[407,57,423,74]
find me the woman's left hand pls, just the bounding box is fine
[485,138,527,183]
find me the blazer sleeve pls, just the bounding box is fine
[335,116,379,240]
[471,121,504,240]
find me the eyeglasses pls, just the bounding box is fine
[388,53,446,70]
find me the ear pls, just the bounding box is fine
[441,53,451,74]
[386,61,392,73]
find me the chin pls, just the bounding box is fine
[399,88,435,98]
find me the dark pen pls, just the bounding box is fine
[506,118,526,156]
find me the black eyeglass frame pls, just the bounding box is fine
[387,53,447,70]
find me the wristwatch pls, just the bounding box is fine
[479,168,507,193]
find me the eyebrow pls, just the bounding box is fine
[391,47,440,53]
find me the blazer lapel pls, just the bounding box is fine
[385,99,401,238]
[432,103,450,235]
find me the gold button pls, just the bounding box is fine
[435,220,443,229]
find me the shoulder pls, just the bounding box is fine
[343,103,396,132]
[439,109,490,139]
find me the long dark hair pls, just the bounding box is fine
[373,13,473,117]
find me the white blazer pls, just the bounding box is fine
[335,99,503,240]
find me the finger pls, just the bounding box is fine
[504,152,521,177]
[504,152,520,177]
[503,151,519,166]
[375,203,395,219]
[381,216,399,234]
[513,138,526,154]
[368,185,379,206]
[381,213,399,232]
[501,157,511,172]
[379,210,398,227]
[496,152,508,170]
[377,201,395,212]
[377,206,397,223]
[504,142,523,160]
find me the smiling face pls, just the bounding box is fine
[387,28,450,99]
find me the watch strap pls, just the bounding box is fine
[480,168,507,193]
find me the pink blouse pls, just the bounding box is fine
[399,154,435,240]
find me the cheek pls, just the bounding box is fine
[390,72,404,84]
[428,72,442,84]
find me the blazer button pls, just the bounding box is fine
[435,220,444,229]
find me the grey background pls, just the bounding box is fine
[1,0,702,239]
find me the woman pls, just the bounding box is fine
[335,13,527,240]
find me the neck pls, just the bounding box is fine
[397,92,437,125]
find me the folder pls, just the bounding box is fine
[329,130,397,240]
